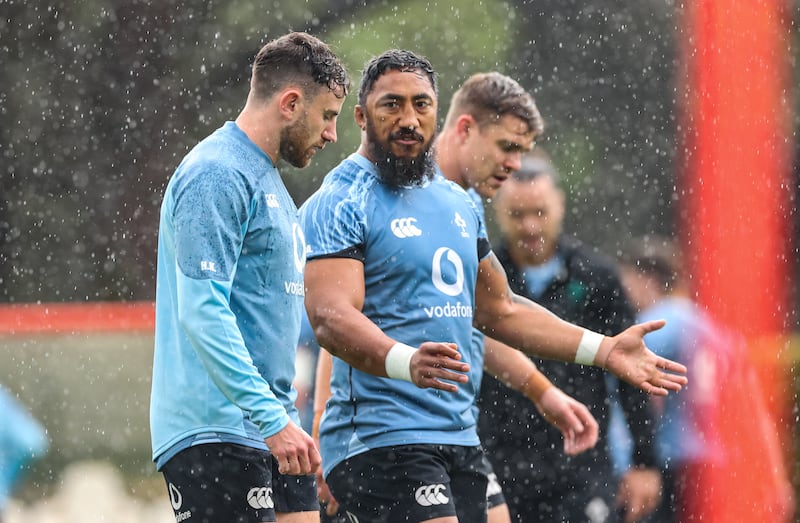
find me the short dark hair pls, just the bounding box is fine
[445,72,544,136]
[357,49,437,106]
[619,236,683,291]
[251,32,349,101]
[510,149,560,185]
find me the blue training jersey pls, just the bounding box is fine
[300,153,492,477]
[150,121,305,467]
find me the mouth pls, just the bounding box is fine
[489,173,509,187]
[390,132,424,146]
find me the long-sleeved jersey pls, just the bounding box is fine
[150,122,304,468]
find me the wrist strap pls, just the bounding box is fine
[575,329,604,366]
[385,342,416,381]
[522,370,554,402]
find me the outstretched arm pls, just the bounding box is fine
[304,257,470,391]
[474,253,687,395]
[484,337,598,455]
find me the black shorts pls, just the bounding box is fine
[326,444,492,523]
[484,455,507,510]
[161,442,318,523]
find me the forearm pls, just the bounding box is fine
[312,350,333,441]
[477,293,612,365]
[475,254,612,366]
[307,301,398,377]
[177,275,289,437]
[483,336,553,402]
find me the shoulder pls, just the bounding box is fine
[301,155,377,217]
[173,125,270,196]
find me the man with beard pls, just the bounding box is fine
[311,71,600,523]
[150,32,348,523]
[300,49,687,523]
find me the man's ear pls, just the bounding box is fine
[456,114,476,143]
[354,105,366,130]
[278,89,303,120]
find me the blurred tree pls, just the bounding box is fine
[0,0,375,302]
[0,0,721,303]
[507,0,678,255]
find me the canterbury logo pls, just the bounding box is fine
[486,473,502,498]
[247,487,274,509]
[391,217,422,238]
[265,193,280,208]
[415,483,449,506]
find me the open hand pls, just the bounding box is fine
[603,320,688,395]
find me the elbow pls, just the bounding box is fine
[305,304,340,350]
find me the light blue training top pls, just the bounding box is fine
[150,122,304,468]
[300,153,492,477]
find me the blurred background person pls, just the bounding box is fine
[0,384,49,523]
[614,236,796,523]
[477,150,660,523]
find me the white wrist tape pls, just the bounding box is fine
[575,329,604,366]
[385,342,416,382]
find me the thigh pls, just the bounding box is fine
[161,443,277,523]
[269,457,319,515]
[483,453,507,512]
[448,445,490,523]
[326,445,459,523]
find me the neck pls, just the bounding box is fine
[434,133,467,188]
[235,104,280,164]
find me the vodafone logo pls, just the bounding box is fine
[431,247,464,296]
[391,217,422,238]
[168,483,182,510]
[415,483,450,506]
[247,487,274,509]
[292,222,307,273]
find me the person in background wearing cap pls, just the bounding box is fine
[477,150,661,523]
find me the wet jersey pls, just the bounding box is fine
[150,121,304,467]
[300,153,491,477]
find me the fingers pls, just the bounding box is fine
[278,452,316,475]
[563,430,577,455]
[564,402,598,455]
[640,367,689,397]
[658,357,688,375]
[267,421,321,476]
[634,319,666,335]
[573,404,599,450]
[410,342,471,391]
[326,497,340,516]
[318,476,340,516]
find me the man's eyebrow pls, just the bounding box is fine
[376,92,433,102]
[499,140,529,152]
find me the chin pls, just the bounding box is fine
[479,187,497,199]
